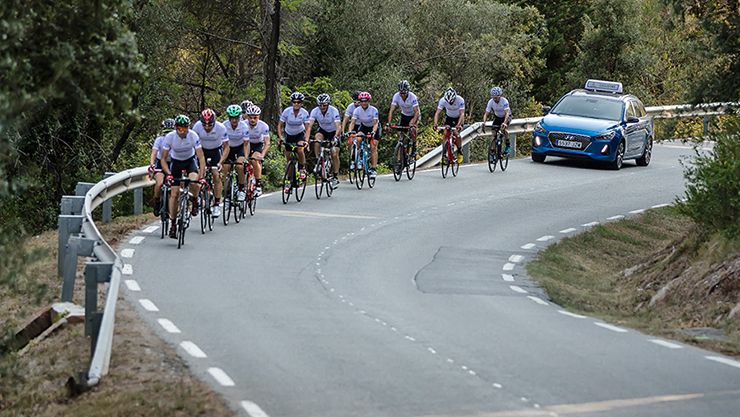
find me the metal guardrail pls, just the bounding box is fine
[57,166,152,386]
[417,102,739,169]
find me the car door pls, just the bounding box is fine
[623,101,642,158]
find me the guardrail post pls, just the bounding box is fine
[133,188,143,215]
[102,172,116,223]
[61,236,97,302]
[84,262,113,355]
[462,142,470,164]
[61,195,85,215]
[57,214,84,278]
[510,133,517,158]
[703,115,710,137]
[75,182,95,197]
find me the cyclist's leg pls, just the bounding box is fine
[249,143,264,190]
[399,114,413,158]
[203,147,223,202]
[314,131,325,172]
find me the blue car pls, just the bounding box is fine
[531,80,653,170]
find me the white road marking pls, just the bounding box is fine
[705,356,740,369]
[122,264,133,275]
[503,263,515,271]
[259,209,377,220]
[120,248,135,258]
[527,296,549,306]
[502,274,515,282]
[509,285,528,294]
[138,299,159,312]
[469,370,477,376]
[324,246,330,250]
[124,279,141,291]
[594,322,628,333]
[241,401,271,417]
[208,367,235,386]
[348,302,354,307]
[652,203,670,209]
[582,221,600,227]
[649,339,682,349]
[521,243,536,250]
[129,236,145,245]
[607,215,625,221]
[558,310,586,319]
[142,225,159,234]
[428,347,437,354]
[493,383,503,389]
[537,235,554,242]
[375,318,381,323]
[157,318,181,334]
[461,365,468,371]
[405,335,416,342]
[447,358,454,363]
[180,341,207,358]
[509,255,525,263]
[391,327,398,332]
[629,209,646,214]
[559,228,577,234]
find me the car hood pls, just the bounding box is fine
[541,114,620,136]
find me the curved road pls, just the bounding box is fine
[124,143,739,417]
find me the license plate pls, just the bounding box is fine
[556,139,582,149]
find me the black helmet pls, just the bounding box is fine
[398,80,411,92]
[351,91,360,101]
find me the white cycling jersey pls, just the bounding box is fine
[352,105,379,127]
[486,97,510,118]
[192,121,228,150]
[391,91,419,117]
[223,119,249,147]
[280,107,310,135]
[344,103,358,118]
[309,105,341,132]
[437,96,465,118]
[152,135,167,160]
[162,130,202,161]
[245,120,270,144]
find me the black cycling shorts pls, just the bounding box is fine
[248,142,264,157]
[358,124,381,140]
[285,132,306,145]
[225,145,245,163]
[491,114,512,127]
[444,116,460,128]
[317,128,337,143]
[399,114,414,127]
[203,147,222,167]
[169,157,198,185]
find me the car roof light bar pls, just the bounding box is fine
[584,79,623,94]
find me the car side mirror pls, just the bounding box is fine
[626,116,639,123]
[541,106,551,115]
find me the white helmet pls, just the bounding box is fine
[490,86,503,97]
[443,88,457,104]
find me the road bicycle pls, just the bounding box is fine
[159,181,170,239]
[487,124,509,173]
[388,124,416,181]
[245,156,260,215]
[438,125,460,178]
[198,159,216,233]
[311,139,335,199]
[280,142,307,204]
[348,132,375,189]
[222,160,247,225]
[172,170,193,249]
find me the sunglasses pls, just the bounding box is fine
[204,122,215,127]
[292,101,302,104]
[319,103,328,107]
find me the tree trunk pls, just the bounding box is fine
[261,0,281,126]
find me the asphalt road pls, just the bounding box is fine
[124,143,739,417]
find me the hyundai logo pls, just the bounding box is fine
[565,135,575,140]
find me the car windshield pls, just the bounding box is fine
[551,95,624,120]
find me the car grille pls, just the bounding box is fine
[548,132,591,150]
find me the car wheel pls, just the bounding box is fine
[636,137,652,166]
[609,140,625,170]
[532,153,546,163]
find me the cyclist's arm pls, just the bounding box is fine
[333,120,341,135]
[502,108,510,130]
[387,104,396,125]
[457,110,465,129]
[196,148,206,179]
[261,135,270,156]
[433,108,441,129]
[242,142,249,159]
[277,121,285,141]
[371,119,379,138]
[341,114,351,134]
[412,106,420,126]
[149,148,158,167]
[304,120,314,142]
[161,149,171,176]
[348,118,357,133]
[218,142,230,166]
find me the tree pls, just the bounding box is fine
[261,0,283,126]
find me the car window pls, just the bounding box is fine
[625,101,638,118]
[636,100,647,117]
[550,95,624,120]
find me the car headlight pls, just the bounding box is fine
[534,122,547,134]
[592,131,616,141]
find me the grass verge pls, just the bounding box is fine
[527,206,740,355]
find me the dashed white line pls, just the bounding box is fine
[594,322,628,333]
[405,335,416,342]
[208,367,235,386]
[390,327,398,332]
[520,243,536,250]
[122,264,133,275]
[461,365,468,371]
[157,318,181,334]
[447,358,454,363]
[468,370,477,376]
[509,255,525,263]
[607,215,625,221]
[559,228,577,234]
[124,279,141,291]
[652,203,670,209]
[129,236,145,245]
[180,341,207,358]
[629,209,646,214]
[142,225,159,234]
[705,356,740,369]
[503,263,515,271]
[527,296,549,306]
[428,347,437,354]
[558,310,586,319]
[493,383,503,389]
[502,274,515,282]
[537,235,554,242]
[582,221,600,227]
[241,401,271,417]
[138,299,159,312]
[509,285,528,294]
[649,339,682,349]
[121,248,135,258]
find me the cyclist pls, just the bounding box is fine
[240,100,253,122]
[306,93,341,187]
[341,91,361,134]
[482,86,512,155]
[192,108,228,218]
[386,79,420,159]
[160,115,206,239]
[433,87,465,164]
[347,91,380,179]
[223,104,249,202]
[149,118,175,216]
[244,105,270,197]
[278,91,310,184]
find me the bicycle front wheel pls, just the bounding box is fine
[441,142,450,178]
[160,187,169,239]
[488,139,498,173]
[223,177,232,225]
[315,159,323,200]
[199,189,207,234]
[393,143,403,182]
[451,148,460,177]
[406,152,416,180]
[282,163,292,204]
[324,159,333,198]
[295,171,306,202]
[499,141,509,171]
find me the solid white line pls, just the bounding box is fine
[582,221,600,227]
[503,263,515,271]
[142,225,159,234]
[208,367,235,386]
[138,299,159,312]
[594,322,628,333]
[157,318,181,334]
[180,341,207,358]
[649,339,682,349]
[527,296,549,306]
[521,243,536,250]
[652,203,670,209]
[705,356,740,369]
[559,228,577,234]
[241,401,271,417]
[629,209,646,214]
[537,235,554,242]
[509,285,528,294]
[509,255,525,263]
[122,264,133,275]
[124,279,141,291]
[120,248,135,258]
[129,236,145,245]
[558,310,586,319]
[502,274,515,282]
[607,215,625,221]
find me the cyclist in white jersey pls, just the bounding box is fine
[149,118,175,216]
[348,91,380,179]
[387,80,421,160]
[192,108,228,217]
[240,100,253,122]
[433,87,465,163]
[243,105,270,197]
[160,115,206,239]
[482,86,513,154]
[341,91,361,134]
[307,93,341,187]
[278,91,310,183]
[223,104,249,202]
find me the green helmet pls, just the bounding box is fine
[226,104,242,118]
[174,114,190,127]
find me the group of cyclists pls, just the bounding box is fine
[149,81,513,239]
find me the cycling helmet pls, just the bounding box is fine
[358,91,372,102]
[226,104,242,118]
[490,86,503,97]
[161,118,176,131]
[245,105,261,116]
[351,91,360,101]
[443,87,457,104]
[200,108,216,124]
[174,114,190,127]
[240,100,253,110]
[316,93,331,105]
[398,80,411,92]
[290,91,305,102]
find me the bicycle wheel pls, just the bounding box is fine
[199,189,207,234]
[499,141,509,172]
[324,159,333,198]
[441,142,450,178]
[314,159,323,200]
[234,190,242,223]
[347,153,354,184]
[223,176,232,225]
[247,178,256,216]
[160,187,169,239]
[177,196,188,249]
[393,143,403,182]
[295,168,306,202]
[282,163,292,204]
[406,150,416,180]
[488,138,498,173]
[207,190,214,231]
